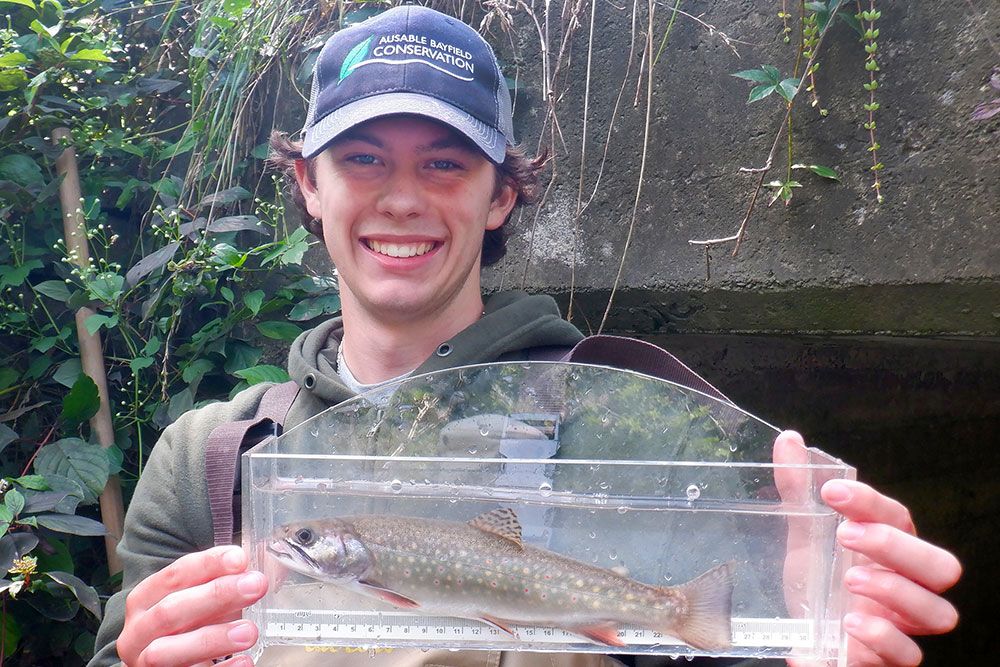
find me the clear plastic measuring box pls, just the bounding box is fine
[242,362,854,664]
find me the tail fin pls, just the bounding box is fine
[665,561,736,652]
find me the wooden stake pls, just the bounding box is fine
[52,127,125,575]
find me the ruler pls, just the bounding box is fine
[264,609,816,649]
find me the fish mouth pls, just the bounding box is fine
[267,539,320,571]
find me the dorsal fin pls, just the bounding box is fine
[469,508,523,549]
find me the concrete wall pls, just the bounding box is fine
[480,1,998,337]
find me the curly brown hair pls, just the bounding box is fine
[267,128,546,267]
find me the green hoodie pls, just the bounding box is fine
[89,291,584,667]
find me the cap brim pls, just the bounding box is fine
[302,92,507,163]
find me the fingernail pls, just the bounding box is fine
[842,613,863,631]
[824,481,852,503]
[227,621,256,645]
[223,547,245,572]
[838,521,865,542]
[845,567,870,587]
[237,571,265,596]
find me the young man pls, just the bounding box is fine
[90,6,960,667]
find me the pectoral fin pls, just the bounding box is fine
[358,580,420,609]
[573,622,626,647]
[479,614,519,638]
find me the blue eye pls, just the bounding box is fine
[348,154,378,165]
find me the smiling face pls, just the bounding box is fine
[295,115,516,328]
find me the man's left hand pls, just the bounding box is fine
[774,431,961,667]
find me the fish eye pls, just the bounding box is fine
[294,528,315,545]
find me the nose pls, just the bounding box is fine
[376,166,427,221]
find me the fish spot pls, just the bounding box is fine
[524,587,530,594]
[490,581,498,588]
[591,586,602,593]
[571,595,578,602]
[575,579,584,587]
[403,568,411,577]
[541,593,547,600]
[522,567,531,575]
[434,579,440,586]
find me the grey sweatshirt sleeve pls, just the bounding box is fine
[88,385,271,666]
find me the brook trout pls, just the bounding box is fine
[267,508,735,651]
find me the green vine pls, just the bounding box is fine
[858,0,884,203]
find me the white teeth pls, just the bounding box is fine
[367,240,434,258]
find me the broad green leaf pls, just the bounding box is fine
[4,489,24,516]
[32,279,72,302]
[288,294,342,321]
[105,445,123,475]
[34,513,107,536]
[129,356,154,374]
[0,369,18,391]
[124,241,179,287]
[0,259,44,288]
[198,187,250,208]
[157,132,197,161]
[35,474,83,514]
[256,321,302,341]
[14,475,50,491]
[69,48,112,62]
[762,65,780,81]
[181,358,213,384]
[142,336,162,356]
[0,0,35,8]
[748,85,776,103]
[60,374,100,425]
[0,53,27,67]
[86,272,124,303]
[33,438,109,504]
[31,335,58,353]
[243,289,264,315]
[210,243,246,269]
[47,571,102,620]
[233,365,289,385]
[808,164,840,180]
[22,491,68,513]
[777,77,800,102]
[0,69,28,92]
[83,312,118,335]
[223,340,261,374]
[732,68,774,83]
[53,358,82,388]
[166,387,193,423]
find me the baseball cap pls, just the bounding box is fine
[301,5,514,164]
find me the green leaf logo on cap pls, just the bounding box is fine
[340,36,373,82]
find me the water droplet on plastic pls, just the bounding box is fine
[685,484,701,501]
[588,531,597,539]
[467,447,478,455]
[600,414,609,424]
[598,481,609,490]
[729,442,738,452]
[294,475,304,484]
[479,426,490,436]
[368,647,377,658]
[316,482,327,491]
[656,476,667,486]
[616,506,628,515]
[389,479,403,493]
[539,482,553,497]
[309,426,319,437]
[608,549,618,560]
[663,572,673,583]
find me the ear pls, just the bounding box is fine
[486,180,517,231]
[293,158,323,221]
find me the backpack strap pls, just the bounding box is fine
[550,335,732,405]
[205,380,300,546]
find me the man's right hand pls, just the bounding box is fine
[116,545,268,667]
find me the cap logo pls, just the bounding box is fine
[339,36,373,82]
[340,32,476,83]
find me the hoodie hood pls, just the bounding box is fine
[287,290,584,404]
